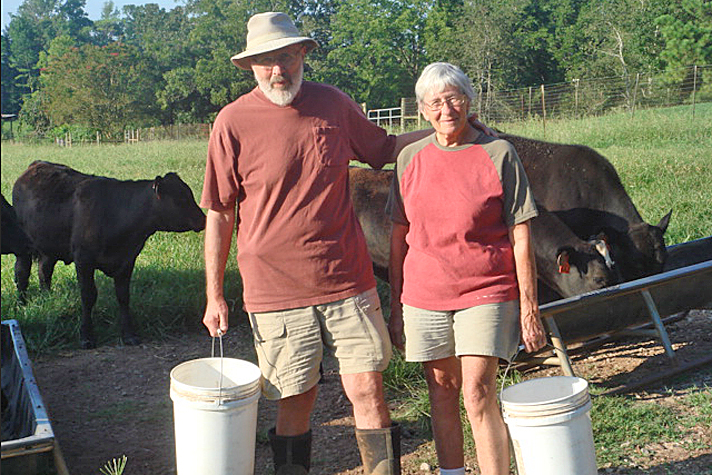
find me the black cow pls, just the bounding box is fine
[2,194,31,256]
[502,134,671,282]
[12,161,206,348]
[348,167,617,301]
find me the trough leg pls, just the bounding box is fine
[641,289,676,361]
[543,316,575,377]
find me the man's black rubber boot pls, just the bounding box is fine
[355,423,401,475]
[268,427,312,475]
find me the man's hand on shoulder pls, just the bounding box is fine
[469,113,498,138]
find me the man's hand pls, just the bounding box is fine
[203,297,230,337]
[469,113,498,137]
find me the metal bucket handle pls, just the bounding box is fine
[211,329,225,405]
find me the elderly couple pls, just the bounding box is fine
[201,11,546,475]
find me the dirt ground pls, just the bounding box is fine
[29,309,712,475]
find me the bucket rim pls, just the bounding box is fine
[170,357,262,395]
[500,376,589,409]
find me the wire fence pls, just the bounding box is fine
[4,65,708,144]
[367,64,711,130]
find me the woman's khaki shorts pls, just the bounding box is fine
[403,300,521,363]
[248,287,392,400]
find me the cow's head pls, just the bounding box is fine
[553,241,619,297]
[1,194,32,256]
[152,173,206,232]
[605,210,671,281]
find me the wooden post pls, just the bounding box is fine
[574,79,579,118]
[528,86,533,118]
[631,73,640,117]
[400,98,406,132]
[692,64,698,118]
[540,84,546,134]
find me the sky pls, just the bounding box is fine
[2,0,180,30]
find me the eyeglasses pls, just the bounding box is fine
[422,94,468,112]
[252,48,303,68]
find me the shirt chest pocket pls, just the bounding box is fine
[313,126,348,167]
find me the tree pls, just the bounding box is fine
[5,0,91,114]
[326,0,432,108]
[656,0,712,75]
[1,34,23,114]
[39,42,158,136]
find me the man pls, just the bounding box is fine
[201,11,492,475]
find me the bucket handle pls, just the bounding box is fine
[211,329,225,405]
[499,343,555,398]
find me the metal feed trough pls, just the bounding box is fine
[1,319,69,475]
[521,237,712,381]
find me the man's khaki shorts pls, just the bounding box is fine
[248,287,392,400]
[403,300,520,363]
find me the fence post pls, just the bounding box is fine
[540,84,547,134]
[573,79,579,118]
[528,86,533,118]
[692,64,698,118]
[400,98,406,132]
[631,73,640,117]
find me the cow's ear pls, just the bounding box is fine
[657,210,672,233]
[557,249,571,274]
[152,176,162,199]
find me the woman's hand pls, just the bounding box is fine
[520,308,547,353]
[389,302,405,351]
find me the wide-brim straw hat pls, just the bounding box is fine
[231,12,319,70]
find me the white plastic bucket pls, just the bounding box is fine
[170,357,262,475]
[500,376,597,475]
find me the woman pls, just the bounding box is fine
[387,62,547,475]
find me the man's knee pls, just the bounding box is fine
[341,371,384,401]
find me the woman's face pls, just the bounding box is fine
[421,85,470,144]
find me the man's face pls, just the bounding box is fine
[251,44,306,106]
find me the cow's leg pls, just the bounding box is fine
[38,255,57,291]
[14,253,32,304]
[75,263,98,349]
[114,263,140,346]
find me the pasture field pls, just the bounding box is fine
[1,103,710,352]
[1,104,711,472]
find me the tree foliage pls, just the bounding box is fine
[1,0,708,130]
[40,42,158,136]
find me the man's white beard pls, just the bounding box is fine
[256,63,304,107]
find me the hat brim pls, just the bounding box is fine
[231,38,318,69]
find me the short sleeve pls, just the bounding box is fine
[386,165,409,225]
[200,113,241,212]
[340,92,397,169]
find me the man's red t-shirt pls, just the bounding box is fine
[201,82,396,312]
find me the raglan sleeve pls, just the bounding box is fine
[500,141,538,227]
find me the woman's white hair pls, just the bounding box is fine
[415,62,476,107]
